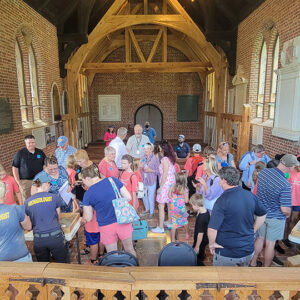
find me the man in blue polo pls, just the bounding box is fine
[208,167,267,266]
[142,121,156,144]
[54,136,77,169]
[250,154,297,267]
[173,135,191,159]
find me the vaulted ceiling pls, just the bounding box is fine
[23,0,265,77]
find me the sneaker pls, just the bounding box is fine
[148,213,154,220]
[281,239,292,249]
[163,221,171,228]
[272,256,284,266]
[275,242,285,254]
[151,226,165,234]
[140,210,150,216]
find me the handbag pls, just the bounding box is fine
[132,220,148,240]
[138,182,145,198]
[108,178,140,224]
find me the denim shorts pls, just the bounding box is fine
[213,251,254,267]
[257,218,285,241]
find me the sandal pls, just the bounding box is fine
[80,248,90,255]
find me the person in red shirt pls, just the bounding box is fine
[0,164,22,205]
[184,144,204,177]
[120,155,139,210]
[98,147,119,179]
[103,125,117,146]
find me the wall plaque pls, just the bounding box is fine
[0,98,13,134]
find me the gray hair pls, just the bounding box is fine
[0,181,6,199]
[104,146,116,156]
[254,144,265,153]
[144,143,154,151]
[218,167,240,186]
[117,127,127,137]
[134,124,143,130]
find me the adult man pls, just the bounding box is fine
[0,182,32,262]
[250,154,298,267]
[54,135,77,169]
[173,135,191,159]
[12,135,46,202]
[126,124,150,159]
[110,127,128,169]
[208,167,267,266]
[142,121,156,144]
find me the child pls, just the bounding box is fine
[66,155,80,213]
[0,164,22,205]
[189,193,210,266]
[120,154,139,210]
[250,161,266,193]
[133,158,145,200]
[168,171,189,242]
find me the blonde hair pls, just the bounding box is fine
[74,149,89,162]
[132,158,141,172]
[203,146,217,157]
[252,161,266,183]
[66,155,76,170]
[0,164,5,173]
[204,157,219,175]
[189,193,204,207]
[173,172,187,195]
[0,181,6,199]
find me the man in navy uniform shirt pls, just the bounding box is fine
[12,135,46,202]
[173,134,191,159]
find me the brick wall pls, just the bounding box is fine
[0,0,64,172]
[236,0,300,158]
[89,46,204,142]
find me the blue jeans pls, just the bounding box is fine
[143,183,157,214]
[213,251,254,266]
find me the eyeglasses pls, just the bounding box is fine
[47,167,58,172]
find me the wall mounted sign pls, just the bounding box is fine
[98,95,121,121]
[0,98,13,134]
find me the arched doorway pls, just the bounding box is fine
[135,104,163,141]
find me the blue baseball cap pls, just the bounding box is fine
[57,136,68,147]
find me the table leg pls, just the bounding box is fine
[76,231,81,264]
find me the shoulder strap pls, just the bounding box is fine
[108,177,122,199]
[227,154,230,165]
[210,175,218,186]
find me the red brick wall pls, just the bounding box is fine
[89,46,204,142]
[0,0,65,172]
[236,0,300,158]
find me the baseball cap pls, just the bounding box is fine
[57,136,68,147]
[108,124,114,128]
[193,144,201,153]
[280,154,300,167]
[178,134,185,140]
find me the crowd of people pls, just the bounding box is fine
[0,121,300,269]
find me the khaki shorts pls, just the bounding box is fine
[19,180,33,202]
[257,218,286,241]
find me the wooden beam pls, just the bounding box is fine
[131,3,142,14]
[81,62,212,73]
[125,28,131,62]
[147,29,163,63]
[128,28,146,62]
[163,26,167,62]
[144,0,148,15]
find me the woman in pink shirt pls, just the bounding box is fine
[98,146,119,179]
[103,125,116,146]
[0,164,22,205]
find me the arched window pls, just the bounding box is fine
[15,41,28,124]
[51,83,61,121]
[28,45,41,121]
[257,41,267,118]
[62,90,69,115]
[269,36,279,120]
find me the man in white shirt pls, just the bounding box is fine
[126,124,150,159]
[110,127,128,169]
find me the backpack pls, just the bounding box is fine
[187,161,204,198]
[191,156,204,173]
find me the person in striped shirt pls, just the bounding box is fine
[250,154,299,267]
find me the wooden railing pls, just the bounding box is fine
[1,262,300,299]
[204,104,251,162]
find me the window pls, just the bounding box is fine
[269,36,279,120]
[256,41,267,118]
[28,45,41,121]
[15,41,28,124]
[51,83,61,121]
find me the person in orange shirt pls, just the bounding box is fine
[120,155,139,210]
[184,144,204,177]
[0,164,22,205]
[98,147,119,179]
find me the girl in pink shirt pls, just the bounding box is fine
[103,125,116,146]
[0,164,22,205]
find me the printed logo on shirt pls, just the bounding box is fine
[28,196,52,206]
[37,154,41,159]
[0,212,9,221]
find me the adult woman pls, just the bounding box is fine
[0,182,32,262]
[141,143,160,218]
[25,179,67,262]
[151,140,176,234]
[216,142,236,168]
[33,156,74,212]
[82,166,136,256]
[98,146,119,179]
[103,125,116,146]
[197,157,224,213]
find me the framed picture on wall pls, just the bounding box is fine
[177,95,199,122]
[98,95,121,121]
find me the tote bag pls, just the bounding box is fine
[109,178,140,224]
